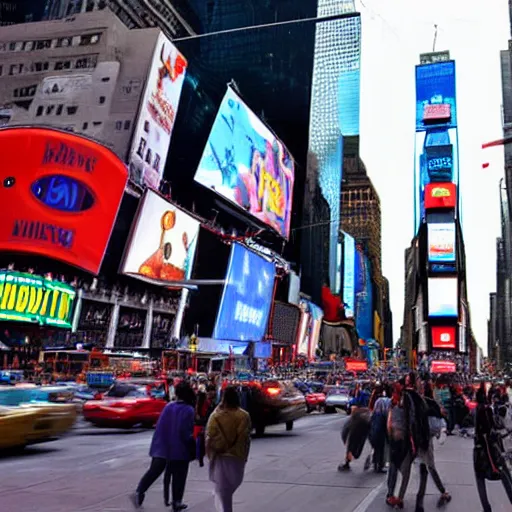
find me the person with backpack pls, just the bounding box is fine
[473,383,512,512]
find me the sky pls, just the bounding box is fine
[355,0,510,354]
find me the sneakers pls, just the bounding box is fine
[172,503,188,511]
[130,492,144,509]
[437,492,451,508]
[338,462,350,471]
[386,496,404,509]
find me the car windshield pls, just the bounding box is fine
[105,384,148,398]
[328,387,348,395]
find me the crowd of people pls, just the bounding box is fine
[339,372,512,511]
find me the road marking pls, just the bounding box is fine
[352,480,386,512]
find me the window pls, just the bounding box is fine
[115,121,122,131]
[99,96,106,104]
[153,154,161,171]
[35,40,51,50]
[23,41,33,51]
[72,36,81,46]
[13,89,19,98]
[55,60,72,71]
[33,62,43,72]
[67,106,78,115]
[14,41,23,51]
[137,138,147,158]
[145,148,152,165]
[46,105,55,115]
[56,104,63,116]
[9,64,22,75]
[43,62,49,71]
[82,122,88,130]
[92,121,102,127]
[8,42,15,51]
[36,106,43,117]
[144,120,150,133]
[56,38,71,48]
[0,65,3,76]
[124,120,131,130]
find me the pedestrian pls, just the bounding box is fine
[206,385,251,512]
[195,384,217,467]
[131,381,195,511]
[369,383,392,473]
[473,383,512,512]
[415,381,451,512]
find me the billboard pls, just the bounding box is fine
[416,61,457,131]
[355,251,373,341]
[120,189,199,284]
[415,128,459,230]
[342,232,355,318]
[428,277,458,317]
[194,86,295,239]
[431,360,456,373]
[428,223,456,263]
[431,326,456,350]
[128,32,187,190]
[0,271,75,328]
[425,183,457,210]
[213,243,275,342]
[0,127,127,275]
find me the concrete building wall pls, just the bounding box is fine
[0,9,159,163]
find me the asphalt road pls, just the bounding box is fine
[1,413,511,512]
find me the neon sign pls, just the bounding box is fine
[0,270,76,327]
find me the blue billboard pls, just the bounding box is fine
[194,87,295,239]
[342,232,355,318]
[354,249,373,341]
[416,61,457,131]
[213,243,275,342]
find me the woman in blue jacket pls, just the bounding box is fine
[131,381,195,512]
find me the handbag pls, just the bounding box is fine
[473,435,503,481]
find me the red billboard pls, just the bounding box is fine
[431,360,456,373]
[345,359,368,372]
[431,326,456,350]
[424,183,456,210]
[423,103,451,123]
[0,127,127,274]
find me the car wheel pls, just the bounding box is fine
[285,421,294,431]
[255,424,266,437]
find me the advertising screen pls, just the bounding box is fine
[128,33,187,190]
[431,360,456,373]
[342,232,355,318]
[194,86,295,239]
[431,326,457,350]
[0,271,75,328]
[416,61,457,131]
[0,127,127,275]
[425,144,453,182]
[120,189,199,285]
[428,223,456,263]
[428,277,458,318]
[213,243,275,342]
[425,183,457,210]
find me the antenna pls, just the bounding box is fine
[433,24,438,52]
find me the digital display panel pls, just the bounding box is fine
[0,127,127,275]
[416,61,457,131]
[128,33,187,190]
[431,360,456,373]
[431,326,456,350]
[425,183,457,210]
[425,144,453,181]
[194,87,295,239]
[428,223,456,263]
[213,243,275,342]
[428,277,458,318]
[342,232,355,318]
[0,271,76,327]
[121,189,200,285]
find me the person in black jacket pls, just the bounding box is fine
[474,384,512,512]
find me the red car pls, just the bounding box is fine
[82,380,168,428]
[305,392,326,413]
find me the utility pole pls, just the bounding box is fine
[433,24,438,52]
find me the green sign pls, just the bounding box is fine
[0,271,76,328]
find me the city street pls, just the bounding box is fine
[1,413,511,512]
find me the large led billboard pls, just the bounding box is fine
[0,127,127,275]
[428,277,458,318]
[121,190,199,285]
[415,128,459,230]
[416,61,457,131]
[213,243,275,342]
[342,232,355,318]
[194,87,295,239]
[428,223,456,263]
[431,326,456,350]
[128,33,187,190]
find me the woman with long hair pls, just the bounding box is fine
[473,383,512,512]
[206,385,251,512]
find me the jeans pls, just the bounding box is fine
[415,438,446,508]
[475,463,512,512]
[387,451,413,500]
[137,457,189,506]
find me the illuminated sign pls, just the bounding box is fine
[431,360,456,373]
[425,144,453,182]
[194,86,295,239]
[423,103,451,123]
[0,271,75,327]
[345,359,368,372]
[425,183,457,210]
[0,127,128,274]
[420,51,450,65]
[431,326,456,350]
[428,277,458,318]
[428,223,456,263]
[427,157,452,173]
